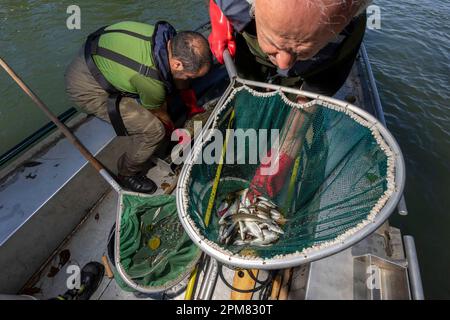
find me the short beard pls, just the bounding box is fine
[171,69,185,80]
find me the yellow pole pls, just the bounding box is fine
[184,109,236,300]
[284,156,301,214]
[184,262,199,300]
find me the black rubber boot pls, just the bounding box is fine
[119,174,157,194]
[53,262,105,300]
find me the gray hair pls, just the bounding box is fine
[250,0,370,20]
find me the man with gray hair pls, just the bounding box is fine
[208,0,371,200]
[209,0,371,95]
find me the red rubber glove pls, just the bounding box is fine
[248,149,294,203]
[208,0,236,64]
[180,89,205,118]
[162,120,175,137]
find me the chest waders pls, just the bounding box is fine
[84,26,163,136]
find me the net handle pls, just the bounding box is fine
[0,57,121,192]
[223,49,237,80]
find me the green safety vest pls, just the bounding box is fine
[91,21,167,109]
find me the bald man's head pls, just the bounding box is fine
[254,0,363,69]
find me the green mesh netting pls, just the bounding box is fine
[180,86,396,262]
[116,194,200,290]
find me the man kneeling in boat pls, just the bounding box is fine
[65,21,212,194]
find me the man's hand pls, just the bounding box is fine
[180,89,205,118]
[208,0,236,64]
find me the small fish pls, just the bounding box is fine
[233,239,248,246]
[230,213,271,224]
[233,230,279,247]
[257,195,275,203]
[217,201,229,217]
[249,230,279,246]
[258,199,277,209]
[270,209,281,219]
[218,189,285,247]
[239,221,246,240]
[260,222,284,235]
[225,228,238,245]
[218,203,238,225]
[237,188,249,204]
[256,202,271,213]
[219,224,226,237]
[228,199,239,214]
[245,221,264,240]
[256,212,270,220]
[238,207,251,215]
[219,222,237,243]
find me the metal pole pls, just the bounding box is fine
[202,259,219,300]
[360,44,408,216]
[196,257,219,300]
[223,49,238,80]
[0,57,121,192]
[397,196,408,216]
[403,235,424,300]
[196,257,211,299]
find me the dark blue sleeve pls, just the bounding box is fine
[215,0,253,32]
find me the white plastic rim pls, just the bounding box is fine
[176,79,405,270]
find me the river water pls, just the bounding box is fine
[0,0,449,298]
[364,0,450,299]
